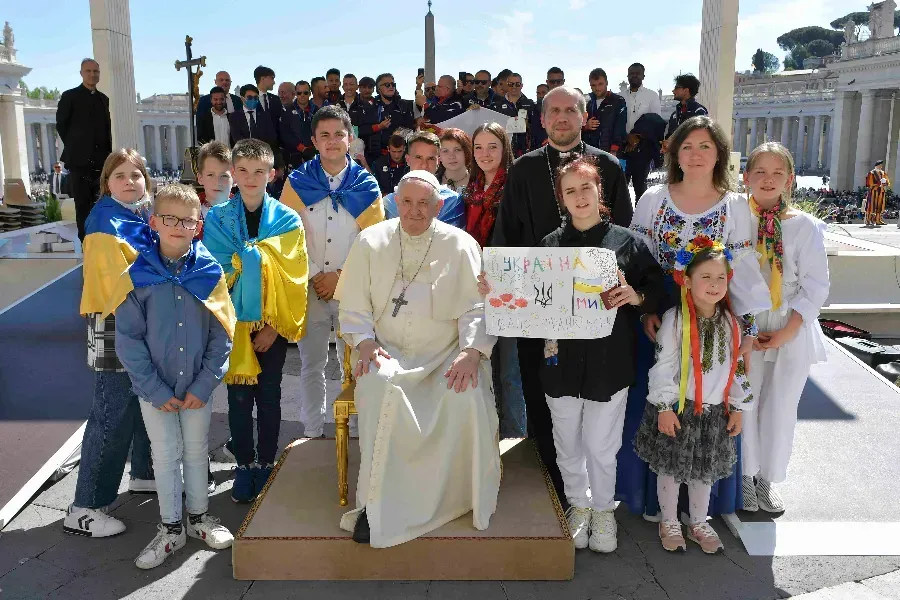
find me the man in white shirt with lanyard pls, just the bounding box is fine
[623,63,662,201]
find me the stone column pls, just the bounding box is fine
[765,117,775,142]
[137,124,146,162]
[854,90,878,188]
[39,123,52,172]
[822,117,831,170]
[90,0,140,149]
[795,117,806,168]
[152,125,163,171]
[0,131,5,186]
[47,124,59,164]
[0,94,32,194]
[780,116,791,147]
[697,0,739,138]
[830,93,854,191]
[748,118,758,152]
[810,115,823,170]
[167,125,178,169]
[25,123,36,173]
[733,118,744,154]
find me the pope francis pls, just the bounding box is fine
[335,170,501,548]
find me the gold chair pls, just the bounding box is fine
[334,343,356,506]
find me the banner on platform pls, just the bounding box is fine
[483,246,620,339]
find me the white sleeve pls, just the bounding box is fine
[629,185,665,257]
[458,304,497,359]
[647,309,680,411]
[724,195,772,316]
[788,218,830,324]
[298,209,323,278]
[650,92,662,117]
[340,309,376,350]
[729,354,755,412]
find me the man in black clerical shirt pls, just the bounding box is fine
[492,85,633,506]
[56,58,112,241]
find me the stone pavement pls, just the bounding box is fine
[3,308,900,599]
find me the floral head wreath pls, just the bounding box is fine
[673,235,740,416]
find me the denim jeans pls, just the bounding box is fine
[139,399,212,523]
[227,335,288,466]
[493,337,527,438]
[74,371,155,509]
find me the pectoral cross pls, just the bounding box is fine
[391,292,409,317]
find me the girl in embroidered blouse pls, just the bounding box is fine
[633,242,754,554]
[617,116,771,521]
[739,142,829,514]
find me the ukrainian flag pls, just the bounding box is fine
[80,196,155,317]
[204,194,309,384]
[107,236,236,339]
[280,154,384,230]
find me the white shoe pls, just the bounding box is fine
[741,475,759,512]
[128,478,157,494]
[565,506,592,550]
[756,478,785,512]
[186,514,234,550]
[135,524,186,569]
[588,509,618,553]
[63,505,126,538]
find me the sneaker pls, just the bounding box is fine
[687,521,724,554]
[741,475,759,512]
[222,438,235,462]
[642,511,661,523]
[231,464,256,504]
[253,463,273,496]
[659,519,686,552]
[756,478,785,513]
[565,506,592,550]
[135,524,186,570]
[63,505,125,538]
[588,509,617,553]
[128,478,157,494]
[186,514,234,550]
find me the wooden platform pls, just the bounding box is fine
[233,438,574,581]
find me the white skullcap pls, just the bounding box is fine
[398,170,441,191]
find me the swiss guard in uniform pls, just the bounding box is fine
[865,159,890,227]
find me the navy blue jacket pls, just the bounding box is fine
[665,97,708,139]
[371,154,409,195]
[463,90,496,109]
[491,94,537,158]
[279,101,317,168]
[229,108,282,168]
[358,95,416,159]
[530,100,547,150]
[583,92,627,154]
[424,94,466,125]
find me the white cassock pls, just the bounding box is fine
[335,218,501,548]
[742,212,830,483]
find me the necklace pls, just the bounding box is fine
[545,141,585,223]
[390,221,436,317]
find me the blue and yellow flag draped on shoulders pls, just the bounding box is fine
[204,193,308,384]
[108,237,236,338]
[280,154,384,230]
[80,196,155,316]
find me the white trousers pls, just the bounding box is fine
[297,295,345,437]
[546,388,628,512]
[742,349,809,483]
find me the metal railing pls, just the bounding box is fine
[842,36,900,60]
[734,90,835,105]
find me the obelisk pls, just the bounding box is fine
[697,0,738,139]
[425,1,436,85]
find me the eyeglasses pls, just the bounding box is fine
[465,79,475,85]
[296,90,311,96]
[156,214,199,230]
[507,81,522,88]
[380,82,396,88]
[425,87,435,93]
[474,79,489,85]
[548,78,564,85]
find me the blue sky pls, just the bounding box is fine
[10,0,850,100]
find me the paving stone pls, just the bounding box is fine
[0,557,74,599]
[863,570,900,599]
[0,504,67,578]
[788,582,893,600]
[244,580,429,600]
[425,581,507,599]
[770,556,900,596]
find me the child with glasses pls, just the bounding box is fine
[114,184,236,569]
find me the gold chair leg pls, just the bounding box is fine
[335,409,350,506]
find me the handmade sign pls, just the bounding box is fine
[483,247,620,339]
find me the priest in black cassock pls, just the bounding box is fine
[491,85,634,506]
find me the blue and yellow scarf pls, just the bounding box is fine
[204,194,308,384]
[80,196,154,316]
[280,154,383,230]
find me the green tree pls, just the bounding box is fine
[777,26,844,51]
[752,49,780,73]
[784,45,810,70]
[807,39,835,57]
[830,10,900,32]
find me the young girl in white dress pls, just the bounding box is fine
[634,241,755,554]
[740,142,830,513]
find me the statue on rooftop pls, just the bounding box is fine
[3,22,13,49]
[844,19,859,45]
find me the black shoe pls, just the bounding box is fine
[352,508,370,544]
[207,456,216,494]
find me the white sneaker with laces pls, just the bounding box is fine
[135,524,186,569]
[741,475,759,512]
[588,509,618,553]
[63,505,126,538]
[565,506,592,550]
[756,477,785,512]
[187,514,234,550]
